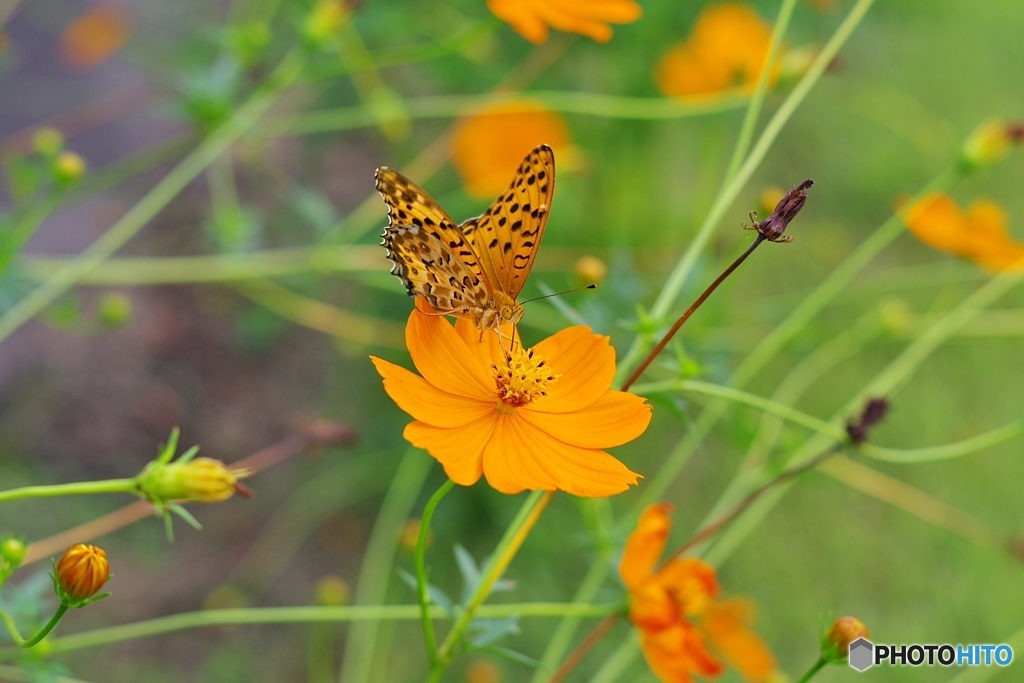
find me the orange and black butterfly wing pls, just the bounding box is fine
[459,145,554,300]
[382,224,490,316]
[376,167,489,291]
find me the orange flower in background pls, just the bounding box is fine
[620,504,777,683]
[370,300,651,497]
[488,0,642,44]
[656,4,778,100]
[452,101,574,199]
[59,5,132,71]
[904,194,1024,272]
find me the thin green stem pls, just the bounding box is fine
[0,479,137,504]
[0,603,618,660]
[339,449,431,683]
[616,0,879,386]
[416,479,455,667]
[0,48,306,345]
[19,246,383,285]
[632,380,1024,464]
[257,91,746,139]
[433,490,553,675]
[795,658,827,683]
[1,604,69,648]
[723,0,800,182]
[0,194,62,277]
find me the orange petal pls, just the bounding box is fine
[530,326,615,413]
[481,414,640,497]
[403,416,497,486]
[487,0,549,44]
[370,357,494,428]
[657,558,721,616]
[521,390,651,449]
[406,306,493,401]
[532,2,615,42]
[620,503,673,589]
[639,621,723,683]
[628,579,679,631]
[701,599,777,683]
[904,194,973,255]
[454,316,507,368]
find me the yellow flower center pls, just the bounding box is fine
[493,346,560,413]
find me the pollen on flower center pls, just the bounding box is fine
[492,345,560,412]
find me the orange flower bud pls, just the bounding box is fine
[56,544,110,603]
[145,457,249,503]
[824,616,869,660]
[465,659,502,683]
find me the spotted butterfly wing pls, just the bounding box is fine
[459,145,554,300]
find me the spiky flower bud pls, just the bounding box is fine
[142,457,250,503]
[822,616,869,662]
[749,179,813,243]
[303,0,349,48]
[55,544,110,605]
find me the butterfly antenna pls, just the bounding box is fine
[521,284,597,305]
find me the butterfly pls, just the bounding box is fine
[376,144,554,333]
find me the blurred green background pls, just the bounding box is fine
[0,0,1023,681]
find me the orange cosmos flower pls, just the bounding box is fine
[904,194,1024,272]
[488,0,642,44]
[370,300,650,497]
[620,504,777,683]
[59,5,132,71]
[656,4,778,100]
[452,101,575,199]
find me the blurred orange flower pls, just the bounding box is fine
[488,0,642,44]
[904,194,1024,272]
[656,4,778,100]
[452,101,574,199]
[621,504,777,683]
[59,5,132,71]
[370,299,650,497]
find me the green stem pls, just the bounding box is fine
[0,48,306,345]
[0,193,62,277]
[1,604,69,648]
[256,91,746,139]
[19,246,383,286]
[433,490,553,675]
[339,449,432,683]
[616,0,879,387]
[795,658,827,683]
[0,603,618,659]
[632,380,1024,464]
[722,0,800,183]
[415,479,455,668]
[0,479,137,504]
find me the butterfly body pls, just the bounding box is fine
[376,144,554,333]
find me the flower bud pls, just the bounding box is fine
[750,179,813,243]
[1,536,26,568]
[143,457,250,503]
[98,292,133,328]
[55,544,109,604]
[961,120,1024,172]
[54,151,87,186]
[33,128,64,156]
[303,0,349,48]
[574,255,607,286]
[315,576,351,606]
[465,659,502,683]
[400,518,432,552]
[823,616,869,662]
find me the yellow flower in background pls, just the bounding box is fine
[904,194,1024,272]
[451,101,574,199]
[621,504,778,683]
[488,0,642,44]
[656,4,778,100]
[59,5,132,71]
[370,299,651,497]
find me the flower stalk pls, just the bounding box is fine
[415,479,456,666]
